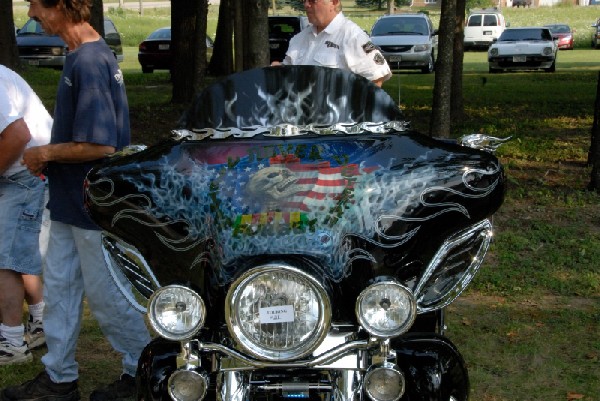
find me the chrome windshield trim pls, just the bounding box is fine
[171,120,410,141]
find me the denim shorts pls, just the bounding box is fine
[0,170,46,275]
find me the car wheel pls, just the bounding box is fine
[545,60,556,73]
[142,66,154,74]
[421,52,434,74]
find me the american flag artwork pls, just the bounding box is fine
[180,143,380,238]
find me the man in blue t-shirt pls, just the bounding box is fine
[2,1,151,401]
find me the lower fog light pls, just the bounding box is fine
[168,370,208,401]
[364,363,405,401]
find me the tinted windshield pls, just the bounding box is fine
[269,18,302,39]
[498,29,552,41]
[148,28,171,40]
[371,17,429,36]
[18,19,45,34]
[544,24,570,33]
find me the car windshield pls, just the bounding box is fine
[269,19,301,39]
[18,19,45,35]
[148,28,171,40]
[498,29,552,42]
[545,25,570,33]
[371,18,428,36]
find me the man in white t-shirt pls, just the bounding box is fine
[0,65,52,365]
[272,0,391,87]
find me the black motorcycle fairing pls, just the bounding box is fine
[136,338,180,401]
[86,132,503,323]
[392,334,469,401]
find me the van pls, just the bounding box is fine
[370,13,438,74]
[464,8,508,50]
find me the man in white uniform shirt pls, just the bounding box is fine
[272,0,391,87]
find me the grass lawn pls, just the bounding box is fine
[4,3,600,401]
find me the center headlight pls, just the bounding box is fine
[148,285,206,341]
[226,265,331,361]
[356,281,416,338]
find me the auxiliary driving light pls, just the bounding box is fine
[148,285,206,341]
[364,363,405,401]
[356,281,416,338]
[168,370,208,401]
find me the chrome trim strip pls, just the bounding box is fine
[192,339,373,370]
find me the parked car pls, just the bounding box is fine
[592,23,600,49]
[369,13,438,74]
[138,27,214,73]
[464,8,508,50]
[488,27,558,73]
[16,18,123,68]
[543,24,574,50]
[268,15,309,64]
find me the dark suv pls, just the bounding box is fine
[16,18,123,68]
[268,16,309,63]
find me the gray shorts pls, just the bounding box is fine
[0,170,46,275]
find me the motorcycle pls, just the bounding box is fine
[84,65,506,401]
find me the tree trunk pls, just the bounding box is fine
[429,0,456,138]
[242,0,270,70]
[192,0,209,94]
[0,1,20,70]
[171,0,198,103]
[234,0,244,72]
[450,0,465,122]
[90,0,105,37]
[589,71,600,191]
[208,0,234,77]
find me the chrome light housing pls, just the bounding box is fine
[414,219,493,312]
[489,48,498,57]
[364,363,405,401]
[356,281,416,338]
[543,46,553,55]
[168,370,208,401]
[148,285,206,341]
[226,265,331,361]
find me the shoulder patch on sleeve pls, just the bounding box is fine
[362,41,378,54]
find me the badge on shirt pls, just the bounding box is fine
[362,42,378,54]
[373,52,386,65]
[325,41,340,49]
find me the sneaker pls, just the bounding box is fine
[89,374,135,401]
[0,336,33,366]
[26,315,46,349]
[0,371,79,401]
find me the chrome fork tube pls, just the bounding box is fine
[332,370,364,401]
[217,371,247,401]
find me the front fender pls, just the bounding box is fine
[392,333,469,401]
[136,338,180,401]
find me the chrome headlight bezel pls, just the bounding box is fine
[148,285,206,341]
[226,264,331,361]
[356,281,416,338]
